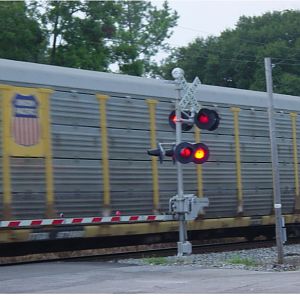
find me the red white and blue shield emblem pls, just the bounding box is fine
[12,94,40,146]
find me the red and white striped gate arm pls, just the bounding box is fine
[0,214,174,228]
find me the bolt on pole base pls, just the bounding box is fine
[177,241,192,256]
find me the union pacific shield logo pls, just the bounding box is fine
[12,94,40,146]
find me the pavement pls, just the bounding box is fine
[1,260,300,293]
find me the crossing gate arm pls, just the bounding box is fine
[0,214,175,229]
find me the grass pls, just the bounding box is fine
[225,255,258,267]
[142,255,259,267]
[142,257,169,265]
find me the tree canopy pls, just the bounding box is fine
[0,0,178,75]
[1,2,300,96]
[40,0,119,71]
[112,1,178,75]
[159,10,300,96]
[0,1,47,62]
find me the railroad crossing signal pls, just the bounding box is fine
[171,68,201,111]
[148,71,220,165]
[168,110,193,131]
[195,108,220,131]
[174,142,209,164]
[169,108,220,132]
[165,105,219,165]
[146,67,215,256]
[147,142,209,165]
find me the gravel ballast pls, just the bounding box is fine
[119,244,300,272]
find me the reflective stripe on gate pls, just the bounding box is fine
[0,214,174,228]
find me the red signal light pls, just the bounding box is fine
[174,142,194,164]
[195,108,220,131]
[174,142,209,164]
[199,114,209,124]
[180,147,192,158]
[168,110,193,131]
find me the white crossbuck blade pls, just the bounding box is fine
[177,76,202,111]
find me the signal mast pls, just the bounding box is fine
[148,68,220,256]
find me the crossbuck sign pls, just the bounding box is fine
[172,68,201,111]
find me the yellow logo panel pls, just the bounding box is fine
[0,85,53,157]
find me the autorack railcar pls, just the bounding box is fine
[0,58,300,244]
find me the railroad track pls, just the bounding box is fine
[2,237,294,266]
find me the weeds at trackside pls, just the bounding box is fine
[225,255,258,267]
[142,257,169,265]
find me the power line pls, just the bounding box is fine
[174,24,300,60]
[177,25,215,36]
[163,46,300,68]
[167,38,300,65]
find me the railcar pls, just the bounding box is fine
[0,58,300,245]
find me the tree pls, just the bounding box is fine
[0,1,178,76]
[112,0,178,76]
[37,0,178,74]
[0,1,47,62]
[159,10,300,96]
[42,1,82,65]
[41,0,120,71]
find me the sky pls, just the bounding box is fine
[152,0,300,60]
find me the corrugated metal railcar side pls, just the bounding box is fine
[1,59,300,222]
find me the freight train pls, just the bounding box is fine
[1,58,300,246]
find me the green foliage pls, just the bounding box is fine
[142,257,168,265]
[279,73,300,95]
[38,0,118,70]
[0,1,47,62]
[0,0,177,75]
[226,255,258,267]
[160,10,300,96]
[113,0,178,76]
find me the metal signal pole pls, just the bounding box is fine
[264,57,284,264]
[172,68,191,256]
[147,69,209,257]
[169,67,209,256]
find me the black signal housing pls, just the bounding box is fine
[174,142,209,164]
[194,108,220,131]
[169,110,193,131]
